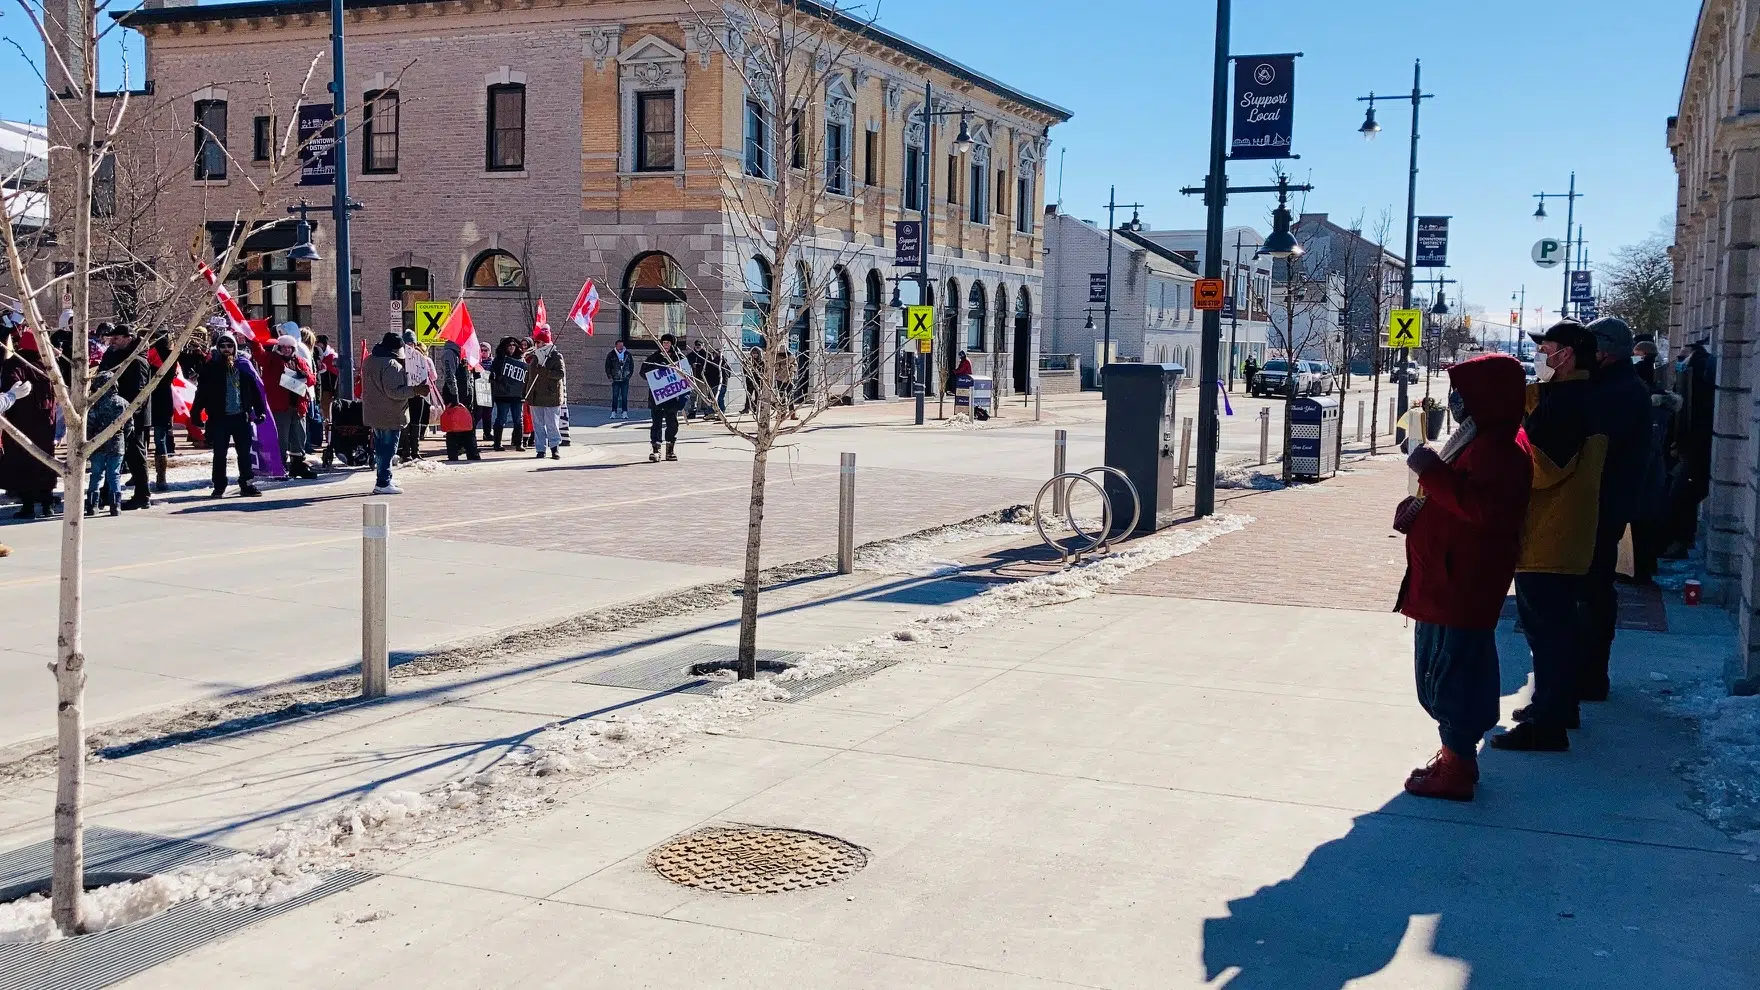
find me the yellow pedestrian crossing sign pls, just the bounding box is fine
[905,305,935,342]
[413,300,452,345]
[1387,308,1422,349]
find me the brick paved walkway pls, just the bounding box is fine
[1113,455,1409,612]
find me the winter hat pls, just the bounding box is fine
[532,327,553,345]
[1586,317,1634,358]
[276,333,300,350]
[402,329,418,345]
[381,331,404,350]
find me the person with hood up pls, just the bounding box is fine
[524,327,566,460]
[96,324,153,509]
[1495,321,1607,752]
[488,336,528,451]
[188,332,268,498]
[84,370,127,517]
[396,329,436,461]
[436,336,482,462]
[258,333,318,479]
[361,332,428,494]
[1392,353,1533,801]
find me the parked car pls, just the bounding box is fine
[1313,362,1339,395]
[1389,360,1424,386]
[1251,359,1326,397]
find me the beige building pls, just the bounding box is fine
[1670,0,1760,682]
[70,0,1068,405]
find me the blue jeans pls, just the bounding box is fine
[152,422,175,455]
[610,379,629,413]
[1515,572,1583,728]
[87,451,122,501]
[530,406,561,452]
[1413,621,1501,757]
[492,400,523,444]
[372,428,401,488]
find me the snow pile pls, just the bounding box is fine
[1675,683,1760,836]
[854,513,1034,576]
[939,414,980,431]
[1215,465,1286,491]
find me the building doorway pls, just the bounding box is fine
[1013,288,1032,393]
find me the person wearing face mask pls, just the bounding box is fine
[524,328,566,460]
[1493,321,1606,752]
[1392,354,1532,800]
[188,333,268,499]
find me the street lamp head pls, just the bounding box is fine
[1128,209,1143,232]
[1431,291,1449,316]
[1084,309,1096,331]
[952,113,973,155]
[1262,192,1301,259]
[287,218,321,263]
[1533,200,1548,221]
[1358,105,1381,141]
[889,281,903,309]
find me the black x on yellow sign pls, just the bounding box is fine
[413,300,452,345]
[1386,308,1422,349]
[905,305,935,341]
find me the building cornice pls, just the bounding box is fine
[112,0,1073,125]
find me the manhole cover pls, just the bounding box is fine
[647,827,867,894]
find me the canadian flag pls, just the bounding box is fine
[534,298,550,336]
[169,374,195,425]
[440,301,482,371]
[568,280,600,336]
[196,261,255,341]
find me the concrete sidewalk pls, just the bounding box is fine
[0,454,1750,988]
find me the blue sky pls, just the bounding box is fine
[2,0,1695,335]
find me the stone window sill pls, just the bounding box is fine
[481,169,529,179]
[358,172,402,182]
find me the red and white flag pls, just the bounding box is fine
[568,280,600,336]
[534,298,550,336]
[196,261,253,341]
[440,301,482,371]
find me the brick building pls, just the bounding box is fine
[75,0,1069,406]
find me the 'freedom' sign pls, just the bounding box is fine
[645,359,694,406]
[1231,55,1295,160]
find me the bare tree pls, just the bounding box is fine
[656,0,892,679]
[1362,210,1395,454]
[1602,233,1672,339]
[0,1,347,934]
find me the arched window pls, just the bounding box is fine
[465,249,526,290]
[994,286,1009,356]
[788,262,811,353]
[622,251,687,340]
[967,282,987,351]
[1015,286,1031,323]
[825,267,852,351]
[742,256,772,348]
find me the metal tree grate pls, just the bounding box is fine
[0,828,371,990]
[577,644,896,702]
[648,826,868,894]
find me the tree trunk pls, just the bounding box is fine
[738,439,770,680]
[50,448,88,934]
[1370,347,1383,455]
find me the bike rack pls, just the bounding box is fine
[1032,467,1140,564]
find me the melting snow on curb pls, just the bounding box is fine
[1672,681,1760,838]
[1,512,1249,943]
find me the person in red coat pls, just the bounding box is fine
[1392,353,1532,801]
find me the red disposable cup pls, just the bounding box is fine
[1685,580,1703,606]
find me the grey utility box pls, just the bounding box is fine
[1288,396,1340,480]
[1102,363,1185,536]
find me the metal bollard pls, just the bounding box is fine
[838,452,856,575]
[361,503,389,700]
[1052,429,1068,516]
[1258,407,1270,466]
[1034,386,1041,422]
[1356,400,1365,441]
[1177,417,1193,487]
[1388,397,1398,433]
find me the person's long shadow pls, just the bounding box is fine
[1200,607,1751,989]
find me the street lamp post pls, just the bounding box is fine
[1533,173,1581,320]
[327,0,358,397]
[1228,229,1244,391]
[1357,59,1433,445]
[900,80,972,426]
[1100,186,1144,392]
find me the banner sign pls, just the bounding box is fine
[1222,295,1237,319]
[1089,273,1109,303]
[1570,270,1593,303]
[297,104,336,187]
[1578,300,1598,321]
[645,358,695,406]
[894,220,922,268]
[1230,55,1295,160]
[1415,217,1449,268]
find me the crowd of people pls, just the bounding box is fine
[1394,316,1714,802]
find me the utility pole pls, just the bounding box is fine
[1228,229,1244,392]
[328,0,357,397]
[1101,185,1144,393]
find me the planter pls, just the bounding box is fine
[1425,409,1445,440]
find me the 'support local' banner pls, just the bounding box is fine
[1231,55,1295,160]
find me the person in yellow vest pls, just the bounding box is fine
[1493,321,1607,753]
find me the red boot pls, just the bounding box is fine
[1404,748,1476,802]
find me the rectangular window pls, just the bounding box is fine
[789,111,804,170]
[351,268,362,318]
[252,115,272,162]
[863,129,878,186]
[363,90,399,174]
[903,144,923,212]
[194,99,227,180]
[635,91,676,172]
[744,100,769,178]
[91,149,115,218]
[969,161,987,224]
[946,155,958,205]
[825,120,848,194]
[486,84,525,171]
[1016,174,1034,233]
[996,169,1007,215]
